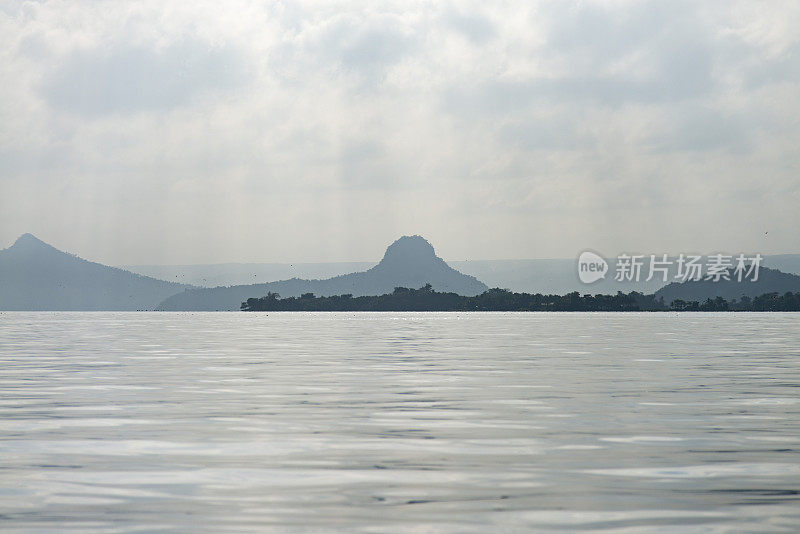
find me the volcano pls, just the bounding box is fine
[156,235,488,311]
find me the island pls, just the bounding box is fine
[241,284,800,312]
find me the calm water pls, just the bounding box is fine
[1,312,799,532]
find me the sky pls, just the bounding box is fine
[1,0,799,265]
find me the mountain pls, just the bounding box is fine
[654,266,800,304]
[762,254,800,276]
[123,261,376,287]
[125,254,800,293]
[0,234,191,310]
[451,258,675,295]
[156,235,489,311]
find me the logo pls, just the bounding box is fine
[578,251,608,284]
[576,251,762,284]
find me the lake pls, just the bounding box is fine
[1,312,799,532]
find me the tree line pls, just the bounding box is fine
[241,284,800,312]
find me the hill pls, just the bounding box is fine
[0,234,191,310]
[124,255,800,294]
[654,266,800,304]
[156,235,488,311]
[123,261,375,287]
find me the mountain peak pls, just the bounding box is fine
[379,235,438,266]
[157,234,488,310]
[11,233,52,251]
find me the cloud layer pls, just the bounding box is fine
[1,0,798,264]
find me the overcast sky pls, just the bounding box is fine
[1,0,799,264]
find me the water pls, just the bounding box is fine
[1,312,799,532]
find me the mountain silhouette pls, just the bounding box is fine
[654,266,800,304]
[0,233,191,310]
[156,235,489,311]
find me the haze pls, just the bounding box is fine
[1,1,799,265]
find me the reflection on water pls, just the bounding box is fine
[0,312,799,532]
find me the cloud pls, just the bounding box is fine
[445,1,720,115]
[1,0,800,263]
[336,140,398,189]
[499,115,591,151]
[647,106,754,153]
[744,42,800,87]
[442,9,495,45]
[278,11,421,89]
[339,26,414,71]
[41,39,248,116]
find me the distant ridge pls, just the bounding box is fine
[156,235,489,311]
[125,255,800,293]
[0,234,191,310]
[654,266,800,303]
